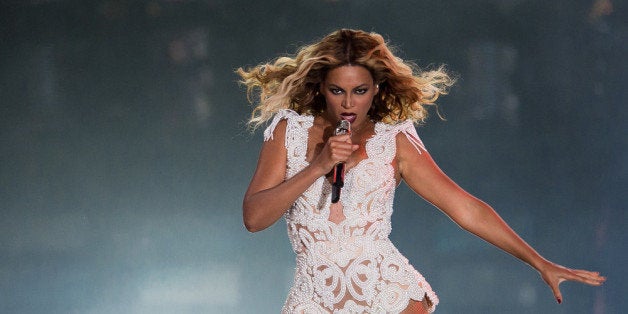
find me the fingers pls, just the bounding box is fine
[331,134,358,153]
[568,269,606,286]
[332,133,352,144]
[548,280,563,304]
[329,135,355,160]
[311,134,357,172]
[542,264,606,305]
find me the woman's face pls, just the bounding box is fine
[320,65,378,129]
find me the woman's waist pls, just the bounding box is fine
[294,235,397,267]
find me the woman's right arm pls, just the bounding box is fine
[242,119,356,232]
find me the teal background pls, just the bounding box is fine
[1,1,625,313]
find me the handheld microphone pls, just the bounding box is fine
[331,120,351,203]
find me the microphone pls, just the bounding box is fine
[331,119,351,203]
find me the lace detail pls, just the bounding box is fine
[264,109,438,313]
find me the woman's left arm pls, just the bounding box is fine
[396,133,606,303]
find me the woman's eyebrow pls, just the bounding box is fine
[327,83,369,89]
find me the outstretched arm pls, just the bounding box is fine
[396,134,605,303]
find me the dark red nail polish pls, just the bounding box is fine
[557,297,562,304]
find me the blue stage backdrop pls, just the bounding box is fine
[0,1,625,313]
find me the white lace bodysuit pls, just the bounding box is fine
[264,110,438,313]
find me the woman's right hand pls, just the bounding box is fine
[309,133,360,175]
[244,121,356,232]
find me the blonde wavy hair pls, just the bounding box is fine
[237,29,455,130]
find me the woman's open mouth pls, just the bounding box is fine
[340,113,357,124]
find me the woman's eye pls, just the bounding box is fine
[355,88,367,95]
[330,88,343,95]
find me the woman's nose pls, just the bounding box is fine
[342,95,352,108]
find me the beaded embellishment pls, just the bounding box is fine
[265,110,438,313]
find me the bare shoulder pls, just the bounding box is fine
[244,119,289,196]
[395,131,430,170]
[395,130,473,217]
[394,130,450,193]
[266,118,288,147]
[258,118,288,168]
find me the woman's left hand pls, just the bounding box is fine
[538,260,606,304]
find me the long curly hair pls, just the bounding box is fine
[237,29,455,130]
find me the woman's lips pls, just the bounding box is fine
[340,113,357,123]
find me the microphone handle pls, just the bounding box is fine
[331,120,350,204]
[331,163,344,203]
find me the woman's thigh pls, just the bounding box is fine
[400,296,431,314]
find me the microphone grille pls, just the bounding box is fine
[335,120,351,135]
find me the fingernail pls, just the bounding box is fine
[557,297,562,304]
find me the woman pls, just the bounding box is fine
[237,29,605,313]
